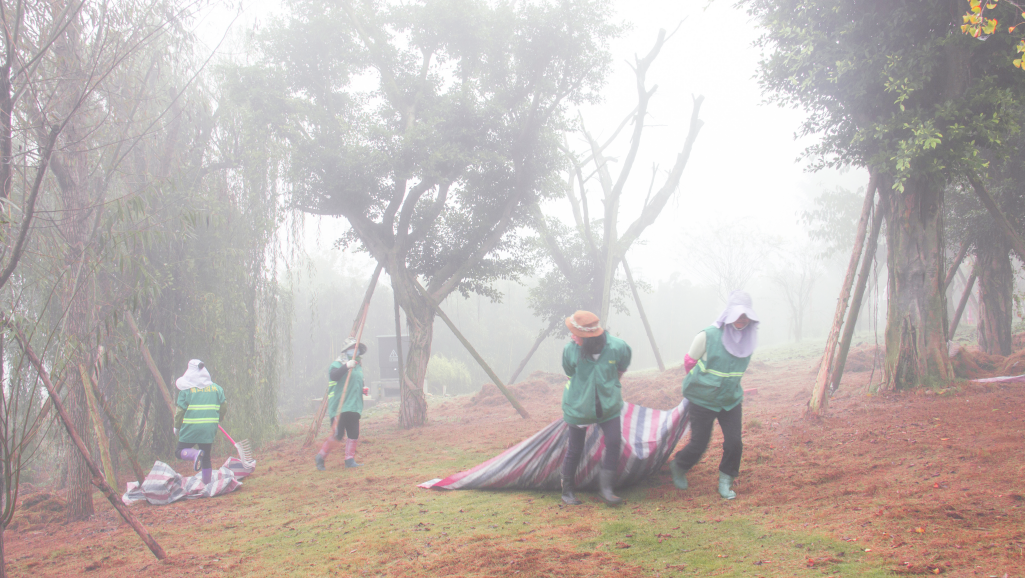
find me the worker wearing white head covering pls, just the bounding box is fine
[669,290,759,500]
[173,359,227,484]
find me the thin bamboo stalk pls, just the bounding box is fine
[86,369,146,484]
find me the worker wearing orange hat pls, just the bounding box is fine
[560,310,632,506]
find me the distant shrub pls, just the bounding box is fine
[426,355,473,395]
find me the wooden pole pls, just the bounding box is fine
[80,363,117,491]
[11,324,166,559]
[622,258,665,372]
[829,198,884,392]
[125,312,176,417]
[303,262,383,447]
[949,263,978,338]
[808,175,877,415]
[943,239,970,293]
[968,172,1025,263]
[508,322,555,385]
[85,369,147,485]
[412,279,530,419]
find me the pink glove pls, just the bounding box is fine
[684,354,698,374]
[363,387,369,395]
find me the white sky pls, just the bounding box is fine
[199,0,869,285]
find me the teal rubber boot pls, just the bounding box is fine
[669,460,688,490]
[718,472,736,500]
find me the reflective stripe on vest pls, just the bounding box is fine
[695,359,745,378]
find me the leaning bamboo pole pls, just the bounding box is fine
[85,366,147,485]
[968,172,1025,263]
[622,258,665,372]
[80,363,118,490]
[808,175,877,415]
[829,197,884,392]
[412,279,530,419]
[508,321,556,385]
[949,263,978,338]
[125,312,176,417]
[303,262,383,447]
[10,322,166,559]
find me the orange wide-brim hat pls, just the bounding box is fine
[565,310,604,338]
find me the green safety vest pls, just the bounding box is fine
[177,384,226,444]
[327,360,364,417]
[561,334,632,426]
[682,325,749,412]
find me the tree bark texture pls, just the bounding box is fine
[882,180,953,389]
[975,241,1013,355]
[398,280,431,428]
[808,175,877,414]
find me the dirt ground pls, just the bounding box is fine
[4,343,1025,577]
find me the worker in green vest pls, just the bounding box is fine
[173,359,227,484]
[669,290,758,499]
[560,310,631,506]
[314,338,368,470]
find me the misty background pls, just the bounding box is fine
[271,0,874,421]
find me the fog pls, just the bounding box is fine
[264,0,884,418]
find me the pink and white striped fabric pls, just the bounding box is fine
[419,399,690,491]
[122,458,252,505]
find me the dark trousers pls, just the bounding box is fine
[673,402,743,478]
[562,418,621,478]
[176,442,213,470]
[333,411,361,441]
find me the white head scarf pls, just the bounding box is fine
[713,290,760,358]
[176,359,212,391]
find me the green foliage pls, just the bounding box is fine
[223,0,621,300]
[426,354,473,395]
[750,0,1025,189]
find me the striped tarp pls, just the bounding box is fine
[419,399,690,491]
[122,457,253,505]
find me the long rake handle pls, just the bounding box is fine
[218,424,237,446]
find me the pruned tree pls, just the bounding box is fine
[527,27,703,370]
[224,0,620,427]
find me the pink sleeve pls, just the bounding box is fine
[684,354,698,374]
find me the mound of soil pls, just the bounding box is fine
[8,491,64,532]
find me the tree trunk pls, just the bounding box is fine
[882,179,953,390]
[399,291,431,428]
[976,241,1013,355]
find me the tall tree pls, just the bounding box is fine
[531,28,703,331]
[225,0,619,427]
[750,0,1025,390]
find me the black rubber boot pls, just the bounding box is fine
[598,468,622,505]
[561,475,582,505]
